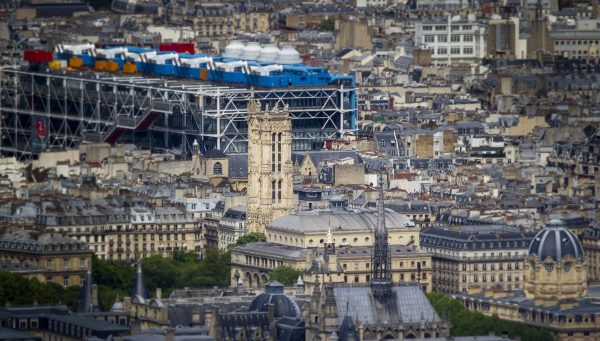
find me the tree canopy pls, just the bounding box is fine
[0,251,233,311]
[427,292,554,341]
[318,18,335,32]
[0,271,80,310]
[93,250,231,308]
[234,232,267,247]
[269,266,302,286]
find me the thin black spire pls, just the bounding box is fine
[370,173,392,300]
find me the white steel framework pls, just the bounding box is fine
[0,67,356,159]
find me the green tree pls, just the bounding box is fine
[318,18,335,32]
[426,292,554,341]
[91,255,135,291]
[235,232,267,247]
[96,285,128,311]
[0,271,81,310]
[173,251,200,263]
[61,286,83,311]
[182,249,231,287]
[0,248,235,311]
[269,266,301,286]
[141,255,180,293]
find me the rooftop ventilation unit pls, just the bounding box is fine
[276,45,302,65]
[240,42,262,61]
[257,44,281,64]
[222,41,245,59]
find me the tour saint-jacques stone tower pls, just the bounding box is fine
[246,98,294,233]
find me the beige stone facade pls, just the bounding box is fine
[523,254,588,306]
[454,221,599,341]
[421,227,534,294]
[38,206,203,263]
[333,163,365,186]
[229,242,432,294]
[246,100,294,233]
[334,17,372,51]
[583,228,600,283]
[0,231,92,288]
[415,135,434,158]
[267,224,419,249]
[197,12,270,37]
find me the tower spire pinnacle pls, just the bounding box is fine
[370,172,392,300]
[326,217,334,245]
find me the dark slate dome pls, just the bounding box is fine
[248,281,301,319]
[528,219,584,262]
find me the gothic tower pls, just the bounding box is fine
[371,173,392,300]
[246,98,294,233]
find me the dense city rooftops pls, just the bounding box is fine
[0,230,89,254]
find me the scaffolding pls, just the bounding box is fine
[0,66,356,159]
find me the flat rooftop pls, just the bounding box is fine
[3,66,345,97]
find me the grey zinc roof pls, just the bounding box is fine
[0,326,41,340]
[292,150,363,166]
[234,242,309,260]
[46,314,130,333]
[270,210,414,233]
[228,154,248,178]
[528,222,584,262]
[333,285,441,326]
[454,290,600,316]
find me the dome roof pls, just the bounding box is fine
[528,219,584,262]
[223,41,244,59]
[276,46,302,65]
[241,42,262,61]
[111,300,124,311]
[257,44,280,64]
[248,281,301,319]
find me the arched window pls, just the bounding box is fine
[213,162,223,175]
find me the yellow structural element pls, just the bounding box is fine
[122,62,137,74]
[69,56,83,68]
[105,60,119,72]
[95,60,107,71]
[48,61,62,70]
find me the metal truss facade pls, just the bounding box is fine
[0,67,356,159]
